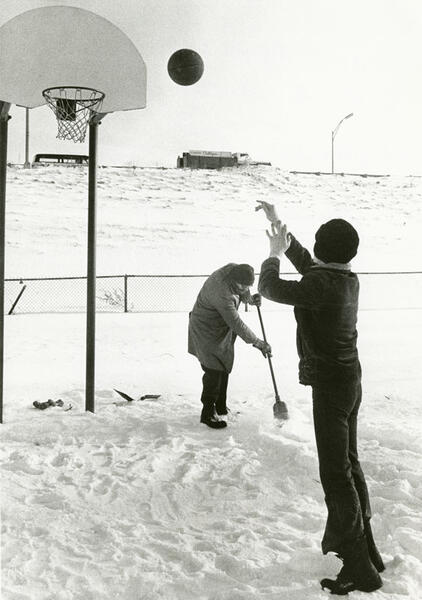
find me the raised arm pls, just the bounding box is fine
[285,235,315,275]
[259,258,324,307]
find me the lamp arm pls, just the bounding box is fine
[332,113,353,140]
[332,119,345,139]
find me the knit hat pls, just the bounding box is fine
[313,219,359,264]
[230,264,255,286]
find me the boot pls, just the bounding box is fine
[320,560,353,595]
[364,519,385,573]
[320,536,382,595]
[200,413,227,429]
[200,407,227,429]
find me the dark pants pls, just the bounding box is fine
[200,365,229,417]
[312,379,371,557]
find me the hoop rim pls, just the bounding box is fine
[42,86,105,101]
[43,85,106,142]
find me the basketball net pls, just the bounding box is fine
[43,87,105,143]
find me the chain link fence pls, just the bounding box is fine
[4,272,422,315]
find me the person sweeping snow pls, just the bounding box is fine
[256,201,384,595]
[188,263,271,429]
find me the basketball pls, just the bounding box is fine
[167,49,204,86]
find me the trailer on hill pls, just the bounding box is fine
[177,150,253,169]
[32,153,89,166]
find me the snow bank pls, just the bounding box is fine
[1,166,421,599]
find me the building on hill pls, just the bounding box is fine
[177,150,271,169]
[177,150,240,169]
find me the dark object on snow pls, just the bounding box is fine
[256,305,289,421]
[33,400,49,410]
[114,389,161,402]
[33,399,64,410]
[114,389,135,402]
[320,535,382,595]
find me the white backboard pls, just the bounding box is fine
[0,6,147,113]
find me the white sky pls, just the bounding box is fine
[2,0,422,174]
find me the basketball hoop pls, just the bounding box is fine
[42,87,105,143]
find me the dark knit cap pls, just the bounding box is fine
[230,264,255,286]
[313,219,359,263]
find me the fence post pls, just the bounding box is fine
[124,275,128,313]
[8,283,27,315]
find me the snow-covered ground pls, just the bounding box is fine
[1,166,422,599]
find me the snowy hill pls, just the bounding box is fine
[1,165,422,599]
[5,165,422,277]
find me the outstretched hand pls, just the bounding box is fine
[266,221,291,258]
[255,200,279,223]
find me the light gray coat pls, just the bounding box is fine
[188,263,259,373]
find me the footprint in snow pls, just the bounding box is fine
[25,491,67,510]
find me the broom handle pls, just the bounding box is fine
[256,305,281,402]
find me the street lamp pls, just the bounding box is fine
[331,112,353,174]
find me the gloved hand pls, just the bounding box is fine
[251,293,261,306]
[253,339,272,358]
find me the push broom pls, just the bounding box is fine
[256,305,289,421]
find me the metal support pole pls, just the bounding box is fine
[85,119,99,413]
[124,275,128,313]
[0,102,11,424]
[24,108,30,169]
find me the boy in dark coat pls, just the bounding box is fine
[188,263,271,429]
[256,201,384,595]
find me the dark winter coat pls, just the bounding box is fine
[258,236,361,385]
[188,264,259,373]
